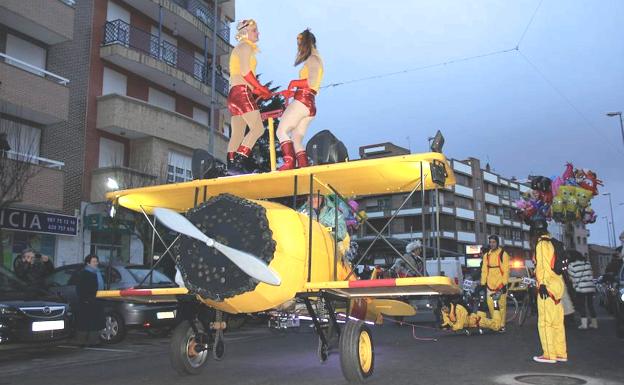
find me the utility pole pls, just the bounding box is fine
[603,193,617,249]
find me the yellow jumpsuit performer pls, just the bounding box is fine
[480,235,510,328]
[440,298,502,332]
[531,221,567,363]
[227,19,272,175]
[276,29,324,170]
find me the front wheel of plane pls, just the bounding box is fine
[339,320,374,382]
[170,321,209,375]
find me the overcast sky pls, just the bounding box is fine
[233,0,624,247]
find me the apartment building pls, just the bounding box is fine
[1,0,235,267]
[354,145,533,262]
[0,0,76,269]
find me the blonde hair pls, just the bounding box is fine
[235,19,257,42]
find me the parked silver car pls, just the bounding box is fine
[46,264,180,344]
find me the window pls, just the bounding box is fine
[509,189,520,201]
[102,67,127,96]
[107,0,130,23]
[98,137,125,167]
[0,118,41,157]
[502,208,512,219]
[455,174,472,187]
[223,122,231,138]
[455,196,473,210]
[5,34,46,76]
[148,87,175,111]
[192,107,209,126]
[167,151,192,183]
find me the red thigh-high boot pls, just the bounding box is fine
[278,141,296,171]
[296,150,309,168]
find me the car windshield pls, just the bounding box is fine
[126,268,174,286]
[510,268,528,278]
[0,266,28,292]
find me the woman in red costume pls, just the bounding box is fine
[276,29,323,170]
[227,19,272,174]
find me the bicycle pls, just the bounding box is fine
[516,277,537,326]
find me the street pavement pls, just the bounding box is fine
[1,309,621,385]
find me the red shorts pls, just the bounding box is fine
[294,88,317,117]
[227,85,259,116]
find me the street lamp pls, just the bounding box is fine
[606,111,624,147]
[106,177,119,190]
[603,193,617,248]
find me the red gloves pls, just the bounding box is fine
[287,78,309,90]
[243,72,271,99]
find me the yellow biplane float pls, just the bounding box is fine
[97,141,460,382]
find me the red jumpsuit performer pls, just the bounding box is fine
[227,19,272,174]
[276,29,324,170]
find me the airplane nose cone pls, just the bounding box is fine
[176,194,276,300]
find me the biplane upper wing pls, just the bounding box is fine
[303,276,461,298]
[106,152,455,214]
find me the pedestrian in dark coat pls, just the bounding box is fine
[75,254,105,346]
[13,249,54,290]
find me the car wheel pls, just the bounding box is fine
[100,313,126,344]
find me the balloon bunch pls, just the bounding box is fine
[344,200,367,234]
[514,163,602,225]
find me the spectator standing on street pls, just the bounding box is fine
[13,249,54,290]
[530,220,567,364]
[75,254,105,346]
[567,250,598,330]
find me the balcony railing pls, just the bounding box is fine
[102,20,228,97]
[4,151,65,170]
[172,0,231,42]
[0,52,69,85]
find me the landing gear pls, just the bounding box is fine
[302,293,375,382]
[169,303,227,375]
[169,320,210,375]
[340,320,374,383]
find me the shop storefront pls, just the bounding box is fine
[0,208,78,269]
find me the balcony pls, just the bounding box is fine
[4,152,65,212]
[456,208,475,220]
[484,192,500,205]
[120,0,231,55]
[0,0,74,45]
[452,160,472,175]
[454,184,473,198]
[457,231,476,243]
[96,94,227,161]
[486,214,501,225]
[483,171,499,184]
[0,55,70,124]
[101,20,229,106]
[91,166,157,202]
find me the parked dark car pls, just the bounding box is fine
[46,264,179,344]
[0,266,71,349]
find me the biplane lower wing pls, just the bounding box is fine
[105,152,455,214]
[96,287,189,298]
[303,276,461,298]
